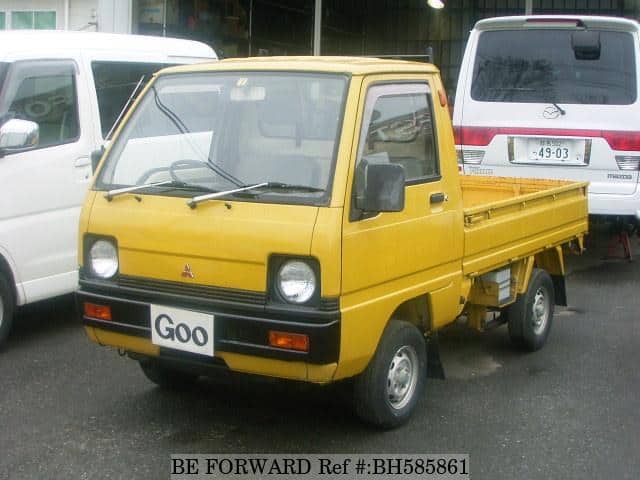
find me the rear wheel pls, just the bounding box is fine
[507,268,554,351]
[139,359,198,390]
[354,320,426,429]
[0,274,15,348]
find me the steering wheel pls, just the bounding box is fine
[169,159,208,183]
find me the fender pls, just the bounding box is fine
[0,242,26,305]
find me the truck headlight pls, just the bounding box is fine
[89,239,118,279]
[277,260,316,304]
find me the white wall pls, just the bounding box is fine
[69,0,98,30]
[96,0,131,33]
[0,0,64,29]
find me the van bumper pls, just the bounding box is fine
[589,190,640,219]
[77,277,340,376]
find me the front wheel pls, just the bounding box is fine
[0,274,15,348]
[507,268,555,352]
[353,320,427,429]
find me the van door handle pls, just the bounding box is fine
[74,156,90,168]
[430,192,447,204]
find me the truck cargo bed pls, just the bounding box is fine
[461,176,588,276]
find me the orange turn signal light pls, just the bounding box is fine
[268,331,309,352]
[84,302,112,321]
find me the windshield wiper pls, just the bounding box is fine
[188,182,268,209]
[249,182,325,194]
[105,180,216,201]
[187,182,325,208]
[551,102,566,116]
[104,180,173,201]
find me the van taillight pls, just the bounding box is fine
[454,126,499,146]
[602,132,640,152]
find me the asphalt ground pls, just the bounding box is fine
[1,223,639,479]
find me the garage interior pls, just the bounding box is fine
[131,0,640,93]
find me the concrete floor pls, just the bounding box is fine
[1,223,639,479]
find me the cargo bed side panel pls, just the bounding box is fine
[461,176,588,275]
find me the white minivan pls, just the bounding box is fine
[454,15,640,221]
[0,30,216,345]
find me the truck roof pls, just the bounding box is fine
[160,56,439,76]
[0,30,217,59]
[474,15,639,32]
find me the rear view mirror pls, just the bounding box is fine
[355,157,405,213]
[0,119,39,155]
[572,31,600,60]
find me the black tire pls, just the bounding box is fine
[354,320,427,429]
[0,274,15,348]
[139,359,198,390]
[507,268,555,352]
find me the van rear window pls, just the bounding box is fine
[471,29,636,105]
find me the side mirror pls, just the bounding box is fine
[356,162,405,213]
[572,31,600,60]
[91,146,105,172]
[0,119,39,154]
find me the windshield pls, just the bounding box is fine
[96,72,348,205]
[471,29,636,105]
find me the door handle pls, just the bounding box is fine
[430,192,447,204]
[74,156,90,168]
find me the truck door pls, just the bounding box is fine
[0,59,93,302]
[342,78,464,330]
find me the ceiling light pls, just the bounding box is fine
[428,0,445,8]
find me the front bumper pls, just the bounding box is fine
[78,275,340,366]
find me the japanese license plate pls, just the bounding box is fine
[150,304,214,356]
[527,138,586,165]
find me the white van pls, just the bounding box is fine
[454,15,640,221]
[0,31,216,345]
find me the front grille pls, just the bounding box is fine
[80,271,340,314]
[319,298,340,311]
[115,275,265,305]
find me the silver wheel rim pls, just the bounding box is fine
[386,345,419,410]
[531,287,550,335]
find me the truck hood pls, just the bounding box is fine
[85,194,319,293]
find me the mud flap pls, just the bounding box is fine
[426,333,445,380]
[551,274,567,307]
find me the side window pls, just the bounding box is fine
[4,60,79,148]
[356,83,439,183]
[91,61,168,138]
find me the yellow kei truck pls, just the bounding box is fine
[78,57,588,428]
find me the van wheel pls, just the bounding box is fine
[353,320,426,429]
[507,268,554,352]
[0,274,15,348]
[139,359,198,390]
